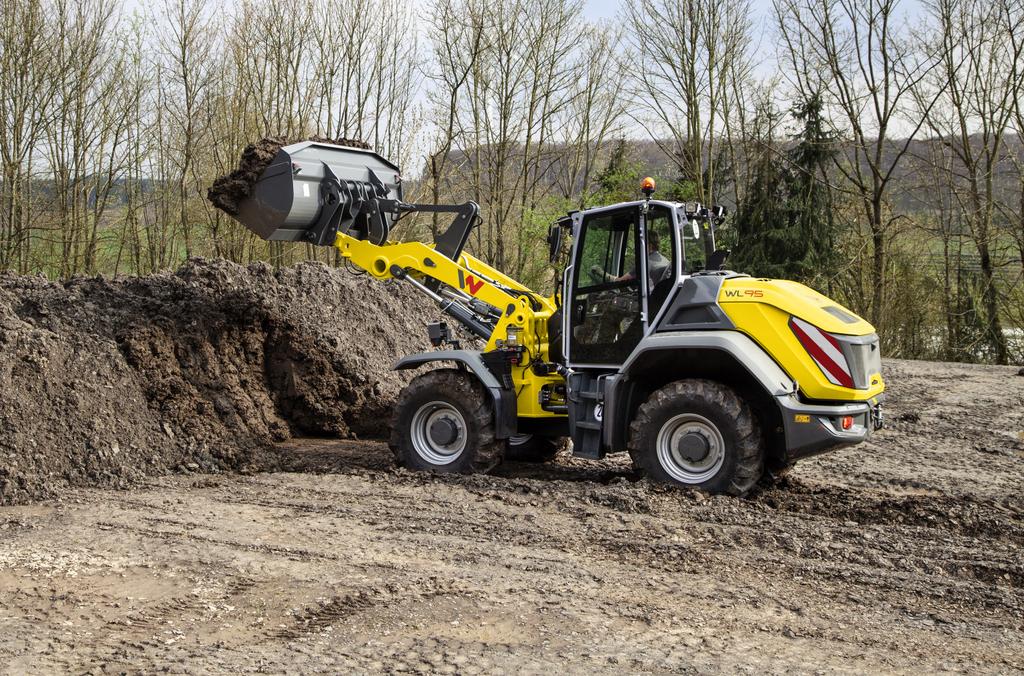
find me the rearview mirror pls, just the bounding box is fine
[547,222,564,263]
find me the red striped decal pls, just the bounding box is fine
[790,318,855,388]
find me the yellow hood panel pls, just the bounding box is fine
[718,278,884,402]
[719,278,875,336]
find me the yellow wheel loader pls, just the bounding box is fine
[229,141,884,495]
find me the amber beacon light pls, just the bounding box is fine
[640,176,656,196]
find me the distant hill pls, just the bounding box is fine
[422,133,1024,217]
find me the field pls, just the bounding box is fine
[1,359,1021,673]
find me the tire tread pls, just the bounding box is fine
[627,379,763,496]
[389,369,504,473]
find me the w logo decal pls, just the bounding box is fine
[458,270,485,296]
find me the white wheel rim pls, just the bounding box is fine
[508,434,533,446]
[656,413,726,484]
[410,402,467,465]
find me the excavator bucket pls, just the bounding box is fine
[233,141,403,246]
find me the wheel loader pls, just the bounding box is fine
[227,141,884,495]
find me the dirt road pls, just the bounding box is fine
[1,358,1022,673]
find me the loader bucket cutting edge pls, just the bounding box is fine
[233,141,403,245]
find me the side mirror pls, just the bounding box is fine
[691,221,700,240]
[547,222,564,263]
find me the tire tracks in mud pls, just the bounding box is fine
[94,520,345,563]
[103,578,258,633]
[149,458,1024,608]
[189,467,1024,624]
[269,580,459,642]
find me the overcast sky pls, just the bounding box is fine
[582,0,926,86]
[582,0,785,80]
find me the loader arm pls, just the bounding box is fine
[333,230,557,332]
[227,138,566,424]
[332,229,564,419]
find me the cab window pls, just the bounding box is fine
[643,205,677,319]
[568,208,642,364]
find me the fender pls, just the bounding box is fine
[603,332,797,452]
[393,350,517,438]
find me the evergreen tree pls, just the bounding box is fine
[786,93,839,286]
[731,104,793,278]
[591,139,642,205]
[731,93,838,283]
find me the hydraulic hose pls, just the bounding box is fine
[389,265,494,341]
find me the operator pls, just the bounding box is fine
[591,229,670,286]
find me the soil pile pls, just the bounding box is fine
[0,258,432,504]
[207,136,371,215]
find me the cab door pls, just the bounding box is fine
[565,206,643,367]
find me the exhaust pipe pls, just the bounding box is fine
[233,141,404,246]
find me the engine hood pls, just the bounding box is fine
[715,276,883,402]
[718,278,875,336]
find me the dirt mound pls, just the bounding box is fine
[207,136,371,215]
[0,259,432,504]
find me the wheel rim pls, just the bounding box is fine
[655,413,725,484]
[410,401,467,465]
[508,434,533,447]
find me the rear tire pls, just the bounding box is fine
[505,434,563,463]
[390,369,504,474]
[628,379,763,496]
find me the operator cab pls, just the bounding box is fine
[557,196,727,370]
[548,186,735,459]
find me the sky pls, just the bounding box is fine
[584,0,923,20]
[582,0,926,85]
[582,0,784,80]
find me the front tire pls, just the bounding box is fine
[390,369,504,474]
[628,379,763,496]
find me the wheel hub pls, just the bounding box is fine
[655,413,726,485]
[429,417,460,446]
[410,402,467,466]
[676,431,710,463]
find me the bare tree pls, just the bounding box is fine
[774,0,941,329]
[623,0,755,204]
[423,0,488,239]
[44,0,136,276]
[158,0,217,261]
[552,22,628,208]
[0,0,52,273]
[917,0,1024,363]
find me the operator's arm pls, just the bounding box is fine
[590,264,635,283]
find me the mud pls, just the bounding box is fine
[0,358,1021,672]
[0,259,430,505]
[207,136,371,215]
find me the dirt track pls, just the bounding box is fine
[1,358,1022,673]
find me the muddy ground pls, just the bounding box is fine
[0,358,1021,673]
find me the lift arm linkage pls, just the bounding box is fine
[332,229,563,420]
[332,230,557,336]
